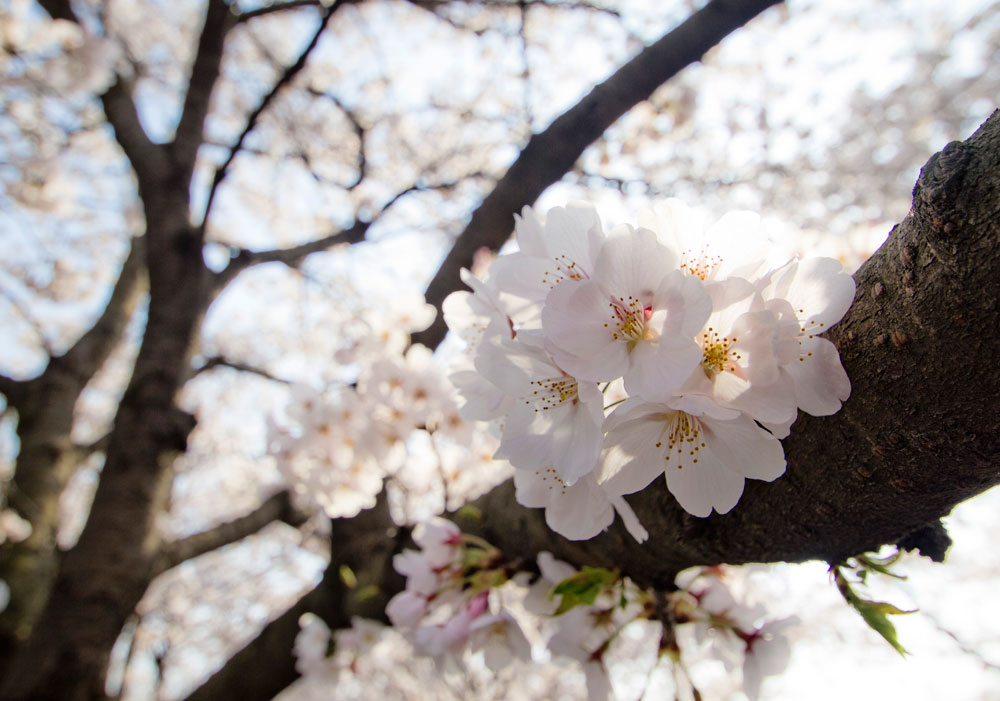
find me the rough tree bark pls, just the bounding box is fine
[186,113,1000,700]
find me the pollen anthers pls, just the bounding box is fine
[526,375,579,412]
[654,411,707,470]
[539,254,587,289]
[699,326,741,375]
[536,466,569,495]
[603,294,650,343]
[680,248,724,281]
[796,308,826,335]
[795,308,822,362]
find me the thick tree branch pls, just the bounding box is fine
[0,238,145,665]
[410,0,784,349]
[101,79,172,197]
[35,0,76,23]
[184,491,403,701]
[172,0,235,186]
[153,491,307,576]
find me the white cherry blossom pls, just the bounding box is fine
[541,226,711,399]
[742,616,799,701]
[489,202,606,329]
[757,257,856,417]
[639,199,771,283]
[598,398,785,517]
[477,333,604,483]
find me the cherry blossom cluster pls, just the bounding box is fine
[444,200,855,539]
[293,520,798,700]
[268,299,508,519]
[384,517,533,670]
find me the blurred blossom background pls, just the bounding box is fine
[1,0,998,698]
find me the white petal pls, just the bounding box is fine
[598,414,672,495]
[624,336,702,403]
[542,280,624,377]
[664,444,745,517]
[701,414,786,482]
[784,336,851,415]
[514,206,546,257]
[593,226,678,301]
[609,493,649,543]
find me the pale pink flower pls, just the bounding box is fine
[541,226,711,400]
[477,333,604,483]
[412,517,462,570]
[385,590,429,629]
[514,469,615,541]
[756,257,855,418]
[489,202,607,329]
[742,616,798,701]
[467,609,533,672]
[598,398,785,517]
[639,199,771,283]
[293,613,332,676]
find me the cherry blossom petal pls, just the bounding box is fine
[784,335,851,415]
[663,442,746,517]
[513,469,614,540]
[701,414,786,482]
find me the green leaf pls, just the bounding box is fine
[455,505,482,521]
[354,584,381,603]
[550,567,619,616]
[851,596,916,655]
[339,564,358,589]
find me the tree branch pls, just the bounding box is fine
[172,0,235,186]
[200,1,346,232]
[210,220,370,295]
[101,79,172,199]
[236,0,324,23]
[183,491,403,701]
[153,491,307,576]
[191,356,291,383]
[35,0,76,22]
[410,0,784,349]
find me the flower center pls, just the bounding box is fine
[605,295,655,346]
[699,327,741,375]
[655,412,707,470]
[680,249,724,281]
[540,254,588,289]
[526,375,579,412]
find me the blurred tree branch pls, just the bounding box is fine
[185,491,404,701]
[172,0,235,186]
[200,0,348,232]
[411,0,784,349]
[0,238,146,665]
[153,490,308,576]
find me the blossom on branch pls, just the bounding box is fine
[444,200,854,539]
